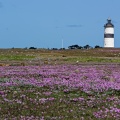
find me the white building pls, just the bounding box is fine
[104,19,114,47]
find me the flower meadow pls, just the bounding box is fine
[0,64,120,120]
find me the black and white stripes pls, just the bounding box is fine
[104,19,114,47]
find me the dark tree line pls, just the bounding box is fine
[24,45,102,50]
[68,44,102,49]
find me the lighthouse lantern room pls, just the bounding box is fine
[104,18,114,48]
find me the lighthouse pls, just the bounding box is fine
[104,18,114,47]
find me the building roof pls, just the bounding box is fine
[104,19,114,28]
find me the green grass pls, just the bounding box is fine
[63,56,120,63]
[0,48,120,65]
[0,55,35,61]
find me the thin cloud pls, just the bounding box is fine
[55,24,82,29]
[67,24,82,28]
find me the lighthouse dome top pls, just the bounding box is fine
[104,18,114,28]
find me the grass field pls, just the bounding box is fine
[0,48,120,65]
[0,48,120,119]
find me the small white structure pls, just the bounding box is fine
[104,18,114,47]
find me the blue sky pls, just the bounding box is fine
[0,0,120,48]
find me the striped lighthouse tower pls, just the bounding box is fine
[104,18,114,47]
